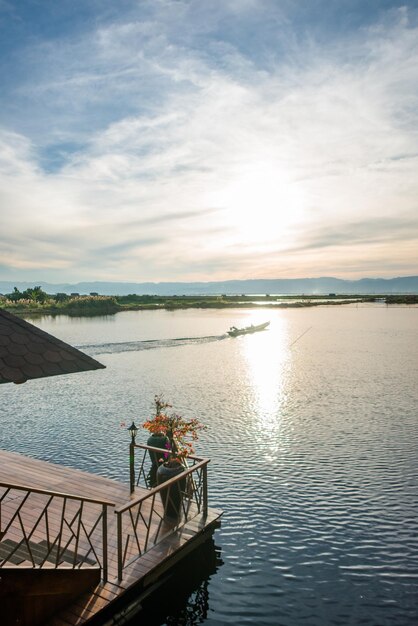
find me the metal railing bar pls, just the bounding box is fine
[132,502,144,534]
[57,527,79,567]
[122,533,131,571]
[38,529,61,568]
[191,471,203,510]
[17,511,36,566]
[117,513,123,581]
[136,454,147,487]
[72,501,84,568]
[139,508,150,535]
[115,458,209,514]
[67,503,83,533]
[152,513,165,545]
[135,443,204,463]
[79,513,104,564]
[1,491,31,536]
[0,487,12,532]
[128,508,142,557]
[79,519,101,566]
[21,494,54,547]
[142,494,156,551]
[1,517,29,566]
[102,505,108,582]
[181,492,193,519]
[45,508,51,552]
[56,498,67,567]
[0,481,115,507]
[83,508,105,545]
[19,503,60,564]
[202,464,208,516]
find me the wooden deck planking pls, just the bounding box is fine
[0,450,222,625]
[0,452,126,502]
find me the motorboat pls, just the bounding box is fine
[227,321,270,337]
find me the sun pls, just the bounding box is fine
[209,162,306,247]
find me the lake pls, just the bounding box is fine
[1,305,417,625]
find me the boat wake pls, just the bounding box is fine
[78,334,228,356]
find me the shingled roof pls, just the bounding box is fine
[0,309,105,384]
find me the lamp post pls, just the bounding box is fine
[128,421,138,494]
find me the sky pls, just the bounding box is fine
[0,0,417,283]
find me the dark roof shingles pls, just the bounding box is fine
[0,309,105,384]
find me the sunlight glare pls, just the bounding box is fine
[210,163,305,247]
[241,315,290,433]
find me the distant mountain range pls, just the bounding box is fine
[1,276,417,295]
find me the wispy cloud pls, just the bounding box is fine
[0,1,417,281]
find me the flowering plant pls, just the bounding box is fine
[143,395,206,466]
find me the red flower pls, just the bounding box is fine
[142,395,206,464]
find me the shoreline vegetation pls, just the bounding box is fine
[0,286,417,317]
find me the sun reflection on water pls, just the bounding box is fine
[240,316,290,435]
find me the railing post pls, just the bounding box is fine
[102,504,108,583]
[129,441,135,494]
[117,512,123,582]
[202,463,208,516]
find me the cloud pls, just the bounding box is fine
[0,2,417,280]
[294,217,418,251]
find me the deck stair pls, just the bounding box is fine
[0,538,96,566]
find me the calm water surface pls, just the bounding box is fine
[1,306,417,625]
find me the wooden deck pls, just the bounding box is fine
[0,449,222,625]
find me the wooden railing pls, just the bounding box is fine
[115,445,209,581]
[0,482,114,582]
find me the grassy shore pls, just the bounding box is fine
[1,293,417,317]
